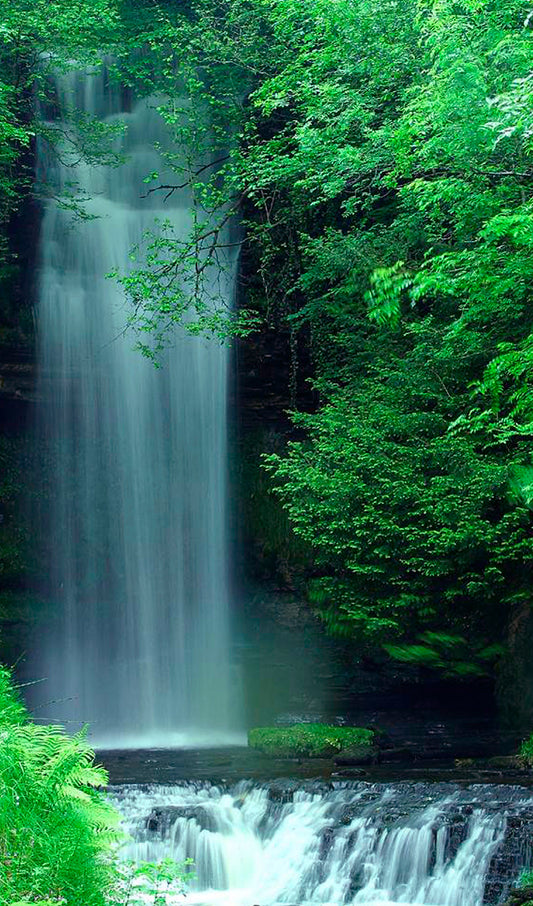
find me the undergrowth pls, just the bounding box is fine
[0,665,119,906]
[520,735,533,765]
[519,869,533,887]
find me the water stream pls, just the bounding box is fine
[111,779,533,906]
[33,67,241,746]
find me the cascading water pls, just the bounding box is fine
[33,66,242,746]
[111,780,533,906]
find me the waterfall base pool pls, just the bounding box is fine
[98,746,533,787]
[110,778,533,906]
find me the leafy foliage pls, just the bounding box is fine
[167,0,533,667]
[0,665,120,905]
[0,0,121,341]
[520,733,533,764]
[0,668,194,905]
[110,858,195,906]
[518,870,533,887]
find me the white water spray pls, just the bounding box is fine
[112,780,533,906]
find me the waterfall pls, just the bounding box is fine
[32,66,242,746]
[111,779,533,906]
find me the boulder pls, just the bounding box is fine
[145,805,216,833]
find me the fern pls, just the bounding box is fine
[0,666,121,906]
[365,261,413,327]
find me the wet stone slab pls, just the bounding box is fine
[97,745,533,787]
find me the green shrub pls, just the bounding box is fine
[0,665,120,905]
[248,723,374,757]
[519,870,533,887]
[519,734,533,764]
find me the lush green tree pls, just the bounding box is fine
[255,0,533,668]
[143,0,533,670]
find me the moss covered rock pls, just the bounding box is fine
[248,723,375,758]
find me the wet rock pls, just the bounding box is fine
[319,825,335,860]
[501,886,533,906]
[267,779,301,803]
[436,809,469,863]
[333,745,379,766]
[300,780,334,796]
[380,746,416,762]
[454,756,530,774]
[484,810,533,904]
[486,756,529,771]
[339,805,360,826]
[145,805,216,833]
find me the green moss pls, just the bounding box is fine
[519,734,533,764]
[248,723,375,757]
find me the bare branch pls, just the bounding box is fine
[141,155,231,200]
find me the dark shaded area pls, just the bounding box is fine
[487,817,533,904]
[98,746,533,787]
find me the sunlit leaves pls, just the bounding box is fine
[366,262,412,328]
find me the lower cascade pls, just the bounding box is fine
[111,780,533,906]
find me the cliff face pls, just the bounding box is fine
[0,189,41,660]
[0,246,36,608]
[232,323,317,591]
[0,403,43,666]
[497,602,533,736]
[0,348,36,406]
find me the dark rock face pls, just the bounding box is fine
[234,327,316,430]
[497,602,533,735]
[267,778,333,803]
[334,745,379,766]
[484,810,533,904]
[502,886,533,906]
[486,757,529,772]
[441,810,471,864]
[146,805,218,834]
[267,779,302,803]
[381,746,417,762]
[0,347,35,404]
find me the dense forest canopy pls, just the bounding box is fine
[1,0,533,678]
